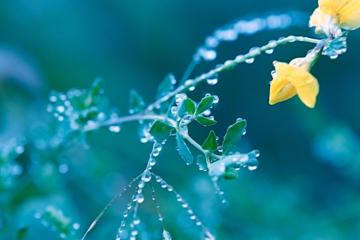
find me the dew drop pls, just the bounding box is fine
[245,58,255,64]
[199,48,217,61]
[184,79,194,86]
[175,94,187,105]
[206,77,218,86]
[142,171,152,182]
[133,218,141,225]
[136,194,145,203]
[265,48,274,54]
[131,230,139,236]
[203,110,211,116]
[109,125,121,133]
[49,95,57,102]
[73,223,80,230]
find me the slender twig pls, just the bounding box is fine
[81,174,142,240]
[146,35,321,111]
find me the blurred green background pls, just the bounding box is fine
[1,0,360,239]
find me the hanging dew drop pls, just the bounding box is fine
[206,77,218,85]
[133,218,141,225]
[149,158,156,166]
[137,194,145,203]
[245,58,255,64]
[248,165,258,171]
[142,171,152,182]
[109,125,121,133]
[265,48,274,54]
[189,86,196,91]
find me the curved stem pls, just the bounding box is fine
[83,114,170,132]
[146,35,322,111]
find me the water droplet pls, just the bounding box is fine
[175,94,187,105]
[215,29,238,41]
[49,95,57,102]
[133,218,141,225]
[142,171,152,182]
[248,165,257,171]
[15,145,24,154]
[56,106,65,113]
[205,37,219,48]
[184,80,193,86]
[203,110,211,116]
[131,230,139,236]
[189,86,196,91]
[265,48,274,54]
[109,125,121,133]
[245,58,255,64]
[287,35,296,42]
[268,40,278,48]
[207,77,218,85]
[199,48,217,61]
[149,158,156,167]
[136,194,145,203]
[249,47,261,55]
[73,223,80,230]
[235,55,244,63]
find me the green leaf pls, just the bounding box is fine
[222,118,247,154]
[149,120,174,142]
[196,95,215,115]
[195,116,217,126]
[129,90,145,114]
[176,134,194,165]
[202,130,218,151]
[90,78,104,97]
[16,227,28,240]
[157,74,176,98]
[178,98,196,117]
[223,168,238,180]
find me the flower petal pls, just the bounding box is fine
[337,0,360,29]
[318,0,360,30]
[284,65,319,108]
[269,63,297,105]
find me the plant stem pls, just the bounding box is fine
[146,35,322,111]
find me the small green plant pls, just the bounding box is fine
[2,0,360,239]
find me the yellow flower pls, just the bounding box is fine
[310,0,360,34]
[269,57,319,108]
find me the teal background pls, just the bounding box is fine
[1,0,360,239]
